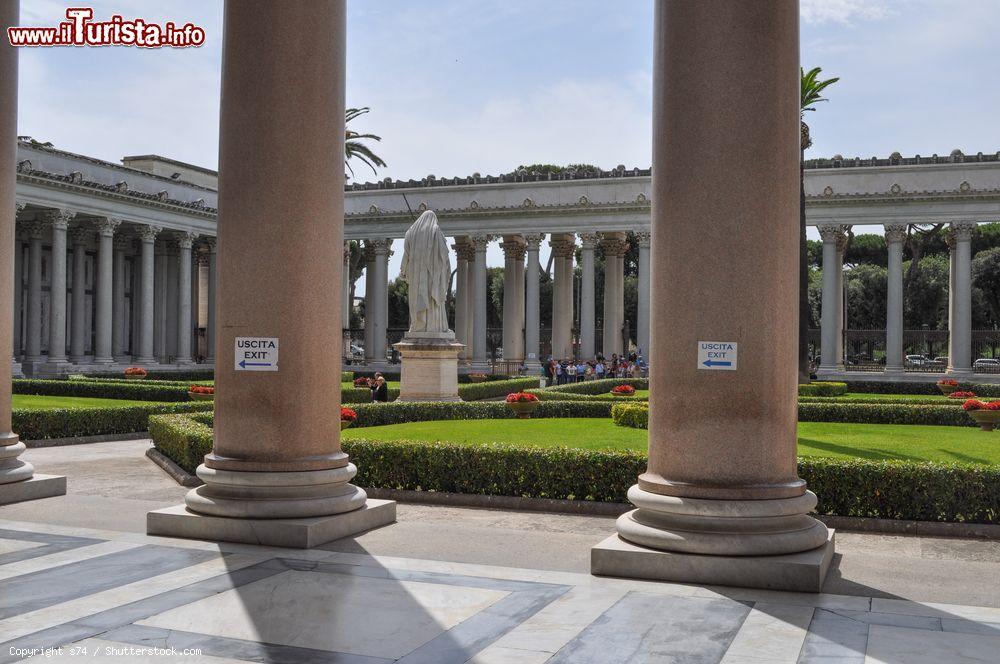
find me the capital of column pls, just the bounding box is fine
[136,224,162,243]
[175,231,199,250]
[113,234,131,252]
[634,231,651,248]
[950,220,977,242]
[69,227,91,246]
[42,209,76,230]
[883,224,907,244]
[471,234,490,252]
[579,233,600,250]
[600,233,629,257]
[94,216,122,237]
[15,201,26,215]
[452,238,475,262]
[24,220,46,240]
[523,234,544,251]
[500,236,527,260]
[343,241,351,264]
[203,236,217,253]
[549,235,575,258]
[816,224,847,244]
[368,238,392,255]
[196,250,210,268]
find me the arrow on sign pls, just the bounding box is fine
[239,360,272,369]
[702,359,732,368]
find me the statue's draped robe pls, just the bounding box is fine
[399,210,451,335]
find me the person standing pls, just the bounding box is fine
[371,375,389,402]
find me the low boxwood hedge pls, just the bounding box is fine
[540,378,648,396]
[797,402,974,427]
[14,378,192,402]
[844,380,1000,397]
[611,403,648,429]
[799,395,962,406]
[16,401,213,440]
[798,382,848,397]
[350,400,612,427]
[341,371,353,383]
[84,369,214,381]
[457,377,540,401]
[151,412,999,523]
[342,386,402,404]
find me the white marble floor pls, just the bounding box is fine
[0,518,998,663]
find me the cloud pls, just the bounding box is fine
[801,0,892,24]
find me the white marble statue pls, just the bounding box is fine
[399,210,452,337]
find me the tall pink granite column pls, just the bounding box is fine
[0,0,65,503]
[148,0,393,545]
[593,0,833,592]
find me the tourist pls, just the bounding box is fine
[575,360,587,382]
[555,360,565,385]
[371,375,389,402]
[595,360,606,379]
[566,361,577,382]
[584,361,595,380]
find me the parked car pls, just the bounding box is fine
[905,354,928,366]
[934,356,949,366]
[973,358,1000,370]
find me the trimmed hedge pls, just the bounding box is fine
[342,386,402,404]
[797,402,974,427]
[457,377,539,401]
[351,400,613,427]
[798,382,848,397]
[16,401,213,440]
[799,395,962,406]
[149,413,214,473]
[84,369,214,381]
[341,371,354,383]
[843,380,1000,397]
[611,403,648,429]
[14,378,191,402]
[150,412,1000,523]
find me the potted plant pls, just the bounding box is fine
[948,391,976,400]
[340,406,357,430]
[188,385,214,401]
[610,384,636,397]
[124,367,147,380]
[962,399,1000,431]
[468,373,488,383]
[505,392,540,418]
[936,379,960,396]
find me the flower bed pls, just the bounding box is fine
[123,367,147,379]
[188,385,214,401]
[505,391,540,418]
[150,411,1000,523]
[843,380,1000,397]
[949,391,977,399]
[610,384,636,396]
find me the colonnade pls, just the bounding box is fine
[357,230,652,369]
[817,219,981,376]
[11,205,215,376]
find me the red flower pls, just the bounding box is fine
[353,377,370,387]
[948,391,976,399]
[611,384,636,395]
[937,379,959,386]
[505,392,539,403]
[124,367,147,377]
[985,401,1000,411]
[340,407,357,421]
[189,385,214,394]
[963,399,986,411]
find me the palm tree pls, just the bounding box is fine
[798,67,839,383]
[345,107,386,179]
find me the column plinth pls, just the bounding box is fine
[523,235,543,370]
[149,0,394,546]
[594,0,833,592]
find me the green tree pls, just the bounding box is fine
[903,255,949,330]
[844,234,887,267]
[845,264,887,329]
[972,247,1000,326]
[345,107,386,179]
[799,67,839,382]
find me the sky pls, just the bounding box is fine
[13,0,1000,287]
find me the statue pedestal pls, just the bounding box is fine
[394,335,465,402]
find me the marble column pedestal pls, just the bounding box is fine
[394,335,465,402]
[0,437,66,506]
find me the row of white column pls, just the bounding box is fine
[12,207,216,374]
[356,231,652,368]
[817,220,978,375]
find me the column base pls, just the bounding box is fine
[36,360,73,378]
[147,499,396,548]
[816,365,845,376]
[11,358,22,378]
[946,368,974,379]
[592,530,835,593]
[394,338,464,402]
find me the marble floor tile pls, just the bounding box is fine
[693,586,871,612]
[139,570,510,659]
[491,586,627,653]
[870,598,1000,623]
[23,638,250,663]
[0,539,44,555]
[864,624,1000,663]
[797,608,869,664]
[719,602,814,663]
[0,541,140,582]
[466,645,552,664]
[548,591,750,664]
[940,618,1000,637]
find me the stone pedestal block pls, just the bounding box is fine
[592,530,835,593]
[148,499,396,548]
[0,475,67,506]
[394,337,465,402]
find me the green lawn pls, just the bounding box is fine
[11,394,160,410]
[342,418,1000,465]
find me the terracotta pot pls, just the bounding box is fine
[188,392,214,401]
[507,400,539,419]
[937,384,960,396]
[340,420,353,430]
[967,410,1000,432]
[610,391,635,398]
